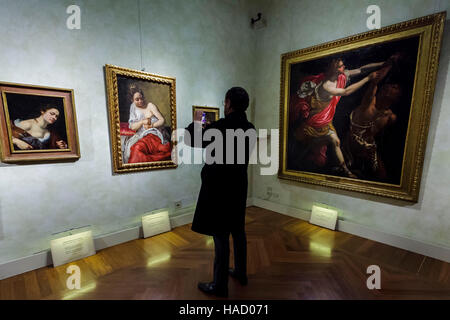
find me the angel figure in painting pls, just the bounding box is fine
[123,84,171,164]
[11,105,68,150]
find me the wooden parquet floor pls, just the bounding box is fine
[1,206,450,300]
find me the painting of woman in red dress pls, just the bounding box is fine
[105,64,177,173]
[122,83,172,164]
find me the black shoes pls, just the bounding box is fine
[197,270,247,297]
[229,268,248,286]
[197,282,228,298]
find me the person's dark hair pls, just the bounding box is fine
[39,104,60,113]
[32,104,62,125]
[378,70,403,96]
[225,87,249,112]
[129,83,145,102]
[384,71,402,86]
[325,57,343,76]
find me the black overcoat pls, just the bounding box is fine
[186,111,255,236]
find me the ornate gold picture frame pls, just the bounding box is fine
[105,65,177,173]
[279,12,446,202]
[0,82,80,163]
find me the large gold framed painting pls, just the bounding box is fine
[279,12,446,202]
[105,65,177,173]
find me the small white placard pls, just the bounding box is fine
[142,210,171,238]
[309,205,338,230]
[50,230,96,267]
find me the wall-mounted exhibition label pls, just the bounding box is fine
[142,210,171,238]
[309,204,338,230]
[50,230,96,267]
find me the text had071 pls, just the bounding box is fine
[178,304,269,317]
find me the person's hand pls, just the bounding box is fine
[142,118,151,130]
[194,110,203,122]
[14,139,33,150]
[369,66,390,84]
[368,71,381,82]
[56,140,67,149]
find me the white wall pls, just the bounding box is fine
[0,0,256,263]
[251,0,450,250]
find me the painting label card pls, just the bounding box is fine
[50,230,96,267]
[142,209,171,238]
[309,204,338,230]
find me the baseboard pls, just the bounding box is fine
[252,197,450,263]
[252,198,310,221]
[0,198,255,280]
[0,251,53,281]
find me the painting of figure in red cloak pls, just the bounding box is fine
[286,36,419,185]
[105,65,177,173]
[279,13,445,202]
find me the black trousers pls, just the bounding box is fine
[213,229,247,289]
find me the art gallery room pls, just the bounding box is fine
[1,0,450,304]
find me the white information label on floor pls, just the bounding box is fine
[309,205,338,230]
[142,210,171,238]
[50,230,96,267]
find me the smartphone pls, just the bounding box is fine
[201,112,206,125]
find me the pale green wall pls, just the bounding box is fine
[0,0,256,263]
[251,0,450,249]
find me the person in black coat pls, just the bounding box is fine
[185,87,256,297]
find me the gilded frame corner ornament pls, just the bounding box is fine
[278,12,446,202]
[105,64,177,174]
